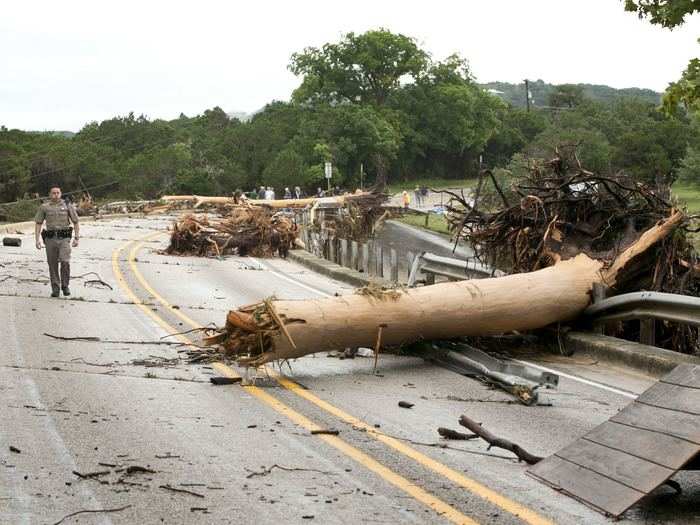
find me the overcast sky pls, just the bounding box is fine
[2,0,699,131]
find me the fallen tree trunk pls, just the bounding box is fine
[208,212,684,366]
[161,193,380,209]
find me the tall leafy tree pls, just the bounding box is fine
[624,0,700,113]
[290,29,428,107]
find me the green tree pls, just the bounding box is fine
[548,84,586,108]
[394,56,502,177]
[678,145,700,184]
[484,108,547,167]
[290,29,428,106]
[624,0,700,114]
[663,57,700,114]
[624,0,700,27]
[262,147,309,190]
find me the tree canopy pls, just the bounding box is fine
[1,28,697,221]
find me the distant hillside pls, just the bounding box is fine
[25,130,76,137]
[480,79,661,108]
[226,111,252,122]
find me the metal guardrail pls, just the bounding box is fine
[584,291,700,346]
[407,251,503,287]
[585,291,700,327]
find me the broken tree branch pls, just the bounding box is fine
[52,505,132,525]
[244,464,336,479]
[160,485,205,498]
[437,427,479,440]
[458,415,542,465]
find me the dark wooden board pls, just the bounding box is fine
[555,439,673,493]
[661,365,700,389]
[529,364,700,517]
[585,421,698,470]
[637,381,700,415]
[528,456,644,517]
[611,402,700,444]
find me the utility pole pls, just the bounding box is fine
[524,79,530,112]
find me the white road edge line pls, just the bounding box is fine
[252,254,641,400]
[512,359,639,399]
[248,256,333,298]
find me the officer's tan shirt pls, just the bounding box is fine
[34,201,79,230]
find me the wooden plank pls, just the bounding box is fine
[661,364,700,389]
[528,456,644,517]
[585,421,699,470]
[555,439,673,493]
[611,403,700,444]
[637,382,700,415]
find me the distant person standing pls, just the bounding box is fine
[293,186,303,199]
[34,186,80,297]
[283,187,292,199]
[316,187,324,198]
[414,186,422,208]
[402,190,411,209]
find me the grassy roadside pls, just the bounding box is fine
[390,177,474,236]
[387,177,476,195]
[395,212,451,235]
[672,183,700,213]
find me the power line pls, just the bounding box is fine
[0,180,120,207]
[0,116,178,169]
[0,133,183,189]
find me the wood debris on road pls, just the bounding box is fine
[165,208,297,258]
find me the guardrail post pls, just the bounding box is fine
[329,236,336,263]
[350,241,359,270]
[406,251,415,281]
[361,243,369,274]
[340,239,347,267]
[390,248,399,283]
[640,319,656,346]
[591,283,608,334]
[375,244,384,277]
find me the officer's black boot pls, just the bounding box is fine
[60,262,70,296]
[51,287,60,298]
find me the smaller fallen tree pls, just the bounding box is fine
[165,207,298,258]
[162,191,384,210]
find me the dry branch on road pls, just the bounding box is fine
[458,415,542,464]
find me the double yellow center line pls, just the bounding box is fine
[112,231,553,525]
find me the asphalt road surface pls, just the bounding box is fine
[1,215,697,524]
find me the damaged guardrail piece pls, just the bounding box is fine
[423,342,558,405]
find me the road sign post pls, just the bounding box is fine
[324,161,332,192]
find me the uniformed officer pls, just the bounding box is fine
[34,186,80,297]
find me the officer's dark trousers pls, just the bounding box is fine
[45,237,71,291]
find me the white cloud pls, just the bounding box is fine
[2,0,699,130]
